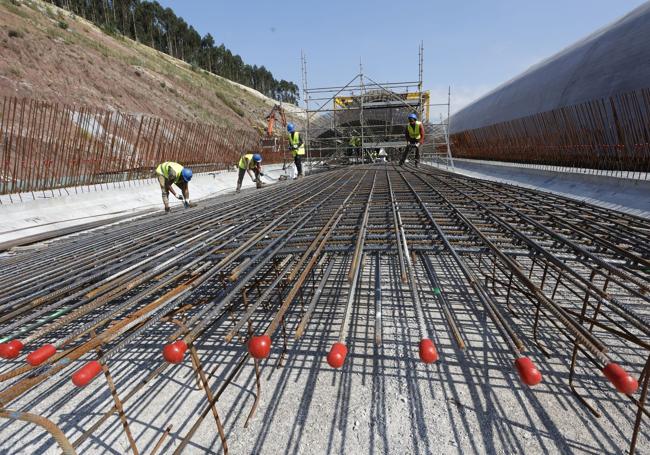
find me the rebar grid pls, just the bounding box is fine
[0,164,647,454]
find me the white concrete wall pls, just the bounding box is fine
[0,164,289,244]
[440,159,650,218]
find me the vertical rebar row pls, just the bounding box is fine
[0,95,280,197]
[450,88,650,178]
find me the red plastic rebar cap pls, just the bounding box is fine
[327,342,347,369]
[418,338,439,364]
[0,340,24,359]
[26,344,57,366]
[515,357,543,386]
[71,360,103,387]
[603,363,638,395]
[162,340,188,364]
[248,335,271,360]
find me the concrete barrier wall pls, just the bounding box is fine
[0,164,289,244]
[447,159,650,218]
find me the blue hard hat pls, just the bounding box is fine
[181,168,193,182]
[253,153,262,163]
[287,123,295,133]
[408,113,418,120]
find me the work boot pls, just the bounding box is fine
[236,182,241,193]
[164,206,171,213]
[256,180,263,189]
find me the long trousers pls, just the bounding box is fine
[399,143,420,166]
[294,155,303,176]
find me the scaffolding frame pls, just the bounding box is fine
[300,44,454,171]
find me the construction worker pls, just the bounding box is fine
[287,123,305,178]
[237,153,264,193]
[155,161,192,212]
[400,113,425,167]
[349,134,362,163]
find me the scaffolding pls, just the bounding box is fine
[300,44,454,171]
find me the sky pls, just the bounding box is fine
[156,0,648,113]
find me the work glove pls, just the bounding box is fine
[176,194,184,200]
[260,172,265,177]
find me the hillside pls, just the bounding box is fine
[0,0,303,132]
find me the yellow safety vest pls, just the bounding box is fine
[407,121,422,140]
[238,153,257,170]
[156,161,184,183]
[289,132,305,157]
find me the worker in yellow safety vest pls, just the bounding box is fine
[155,161,193,212]
[400,113,425,167]
[237,153,264,193]
[287,123,305,178]
[349,134,362,162]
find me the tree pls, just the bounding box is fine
[45,0,300,104]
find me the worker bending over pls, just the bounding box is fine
[156,161,193,212]
[237,153,264,193]
[287,123,305,178]
[399,113,425,167]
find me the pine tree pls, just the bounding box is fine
[46,1,299,103]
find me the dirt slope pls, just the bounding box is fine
[0,0,302,131]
